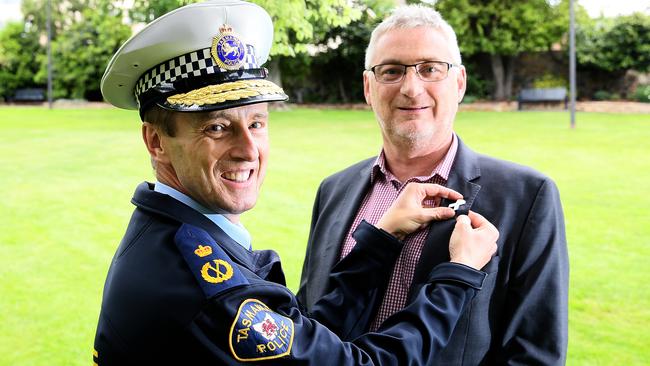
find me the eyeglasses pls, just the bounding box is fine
[367,61,458,84]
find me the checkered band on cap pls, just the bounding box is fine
[134,44,257,101]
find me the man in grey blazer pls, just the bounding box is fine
[297,4,569,365]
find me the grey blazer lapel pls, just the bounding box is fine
[336,163,372,253]
[319,160,374,274]
[411,138,482,289]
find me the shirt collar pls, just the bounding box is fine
[153,181,252,250]
[371,133,458,185]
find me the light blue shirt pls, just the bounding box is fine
[154,181,252,250]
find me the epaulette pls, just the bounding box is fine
[175,223,249,298]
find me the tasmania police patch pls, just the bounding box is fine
[229,299,294,362]
[175,223,249,298]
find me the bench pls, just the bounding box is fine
[518,88,568,110]
[9,88,46,103]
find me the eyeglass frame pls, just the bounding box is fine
[366,60,460,84]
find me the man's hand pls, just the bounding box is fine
[377,183,463,240]
[449,211,499,270]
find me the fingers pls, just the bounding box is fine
[420,183,463,201]
[455,214,471,228]
[467,210,487,228]
[467,210,499,241]
[450,212,499,269]
[421,207,456,221]
[403,183,463,211]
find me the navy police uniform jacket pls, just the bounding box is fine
[93,182,487,365]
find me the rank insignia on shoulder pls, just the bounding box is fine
[229,299,294,362]
[175,224,249,298]
[194,244,213,257]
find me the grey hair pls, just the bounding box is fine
[364,4,462,69]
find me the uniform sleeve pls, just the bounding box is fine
[498,178,569,365]
[191,260,487,365]
[308,220,403,339]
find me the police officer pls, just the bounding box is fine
[93,1,498,365]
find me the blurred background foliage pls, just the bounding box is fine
[0,0,649,103]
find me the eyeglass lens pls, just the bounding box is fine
[373,62,449,83]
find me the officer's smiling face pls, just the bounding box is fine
[154,103,269,219]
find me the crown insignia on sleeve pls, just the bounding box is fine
[194,244,213,257]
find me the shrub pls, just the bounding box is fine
[462,60,492,99]
[533,73,568,89]
[593,90,611,101]
[634,85,650,103]
[462,95,478,104]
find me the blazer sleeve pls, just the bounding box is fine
[499,178,569,365]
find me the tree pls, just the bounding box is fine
[425,0,567,100]
[577,13,650,73]
[34,2,131,100]
[21,0,89,38]
[7,0,373,101]
[28,0,131,100]
[0,21,43,100]
[128,0,363,57]
[252,0,362,57]
[280,0,395,103]
[128,0,196,23]
[20,0,131,100]
[128,0,364,88]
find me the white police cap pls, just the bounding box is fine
[101,0,287,119]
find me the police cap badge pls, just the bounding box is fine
[101,0,287,120]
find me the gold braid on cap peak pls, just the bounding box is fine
[166,79,285,106]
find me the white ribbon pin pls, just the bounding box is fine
[448,199,466,211]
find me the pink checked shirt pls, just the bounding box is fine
[339,134,458,330]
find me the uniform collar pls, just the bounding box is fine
[154,181,252,250]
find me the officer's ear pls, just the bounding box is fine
[142,122,172,165]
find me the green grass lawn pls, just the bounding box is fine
[1,106,648,365]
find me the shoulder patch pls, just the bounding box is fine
[229,299,294,362]
[175,223,249,298]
